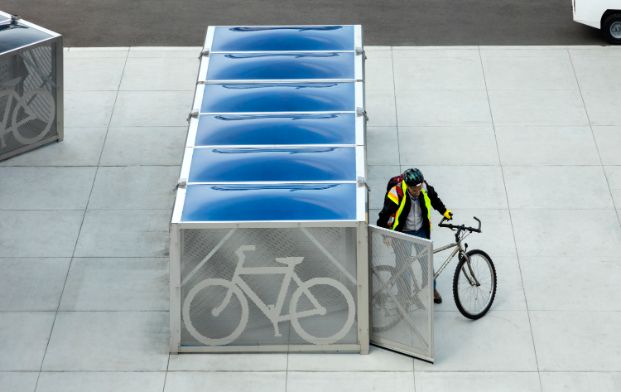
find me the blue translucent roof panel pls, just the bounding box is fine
[189,147,356,182]
[0,22,53,52]
[194,114,356,146]
[211,26,354,52]
[201,83,355,113]
[182,183,356,221]
[206,53,355,80]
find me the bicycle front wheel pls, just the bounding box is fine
[453,249,497,320]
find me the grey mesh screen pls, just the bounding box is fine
[0,40,58,159]
[179,227,358,348]
[369,225,433,361]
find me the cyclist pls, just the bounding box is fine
[377,168,453,304]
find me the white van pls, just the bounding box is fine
[573,0,621,44]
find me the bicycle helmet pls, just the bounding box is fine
[403,168,424,186]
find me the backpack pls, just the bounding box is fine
[386,174,403,192]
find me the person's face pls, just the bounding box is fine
[408,183,423,197]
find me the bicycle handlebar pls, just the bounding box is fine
[438,216,482,233]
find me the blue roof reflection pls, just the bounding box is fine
[182,183,357,221]
[189,147,356,182]
[201,83,355,113]
[194,114,356,146]
[212,26,354,52]
[176,25,362,223]
[207,52,355,80]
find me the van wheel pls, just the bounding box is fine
[603,14,621,44]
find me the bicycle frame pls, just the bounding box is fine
[432,227,474,280]
[432,241,461,280]
[433,229,481,286]
[214,245,325,336]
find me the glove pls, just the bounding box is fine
[443,210,453,220]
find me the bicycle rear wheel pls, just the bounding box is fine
[452,249,497,320]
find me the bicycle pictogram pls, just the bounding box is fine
[182,245,355,346]
[0,76,55,148]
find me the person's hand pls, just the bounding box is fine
[443,210,453,220]
[383,236,392,246]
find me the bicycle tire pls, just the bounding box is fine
[290,277,355,345]
[370,265,403,333]
[452,249,497,320]
[182,278,249,346]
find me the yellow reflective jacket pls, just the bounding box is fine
[377,180,448,238]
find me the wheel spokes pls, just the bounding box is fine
[457,254,494,314]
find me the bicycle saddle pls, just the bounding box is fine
[274,257,304,265]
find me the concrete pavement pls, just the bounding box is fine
[1,45,621,391]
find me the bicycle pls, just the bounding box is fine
[435,216,497,319]
[182,245,355,346]
[371,217,497,331]
[0,77,55,149]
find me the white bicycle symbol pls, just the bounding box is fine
[182,245,355,346]
[0,77,55,148]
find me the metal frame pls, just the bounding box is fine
[177,344,361,353]
[169,223,182,353]
[356,26,369,355]
[356,221,369,354]
[174,220,361,229]
[0,11,63,161]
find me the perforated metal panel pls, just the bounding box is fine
[369,225,434,362]
[179,227,358,348]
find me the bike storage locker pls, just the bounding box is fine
[0,11,63,161]
[170,25,369,353]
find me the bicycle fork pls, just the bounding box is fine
[460,252,481,287]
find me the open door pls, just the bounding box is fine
[368,225,434,362]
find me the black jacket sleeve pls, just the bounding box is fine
[376,188,400,228]
[426,183,448,215]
